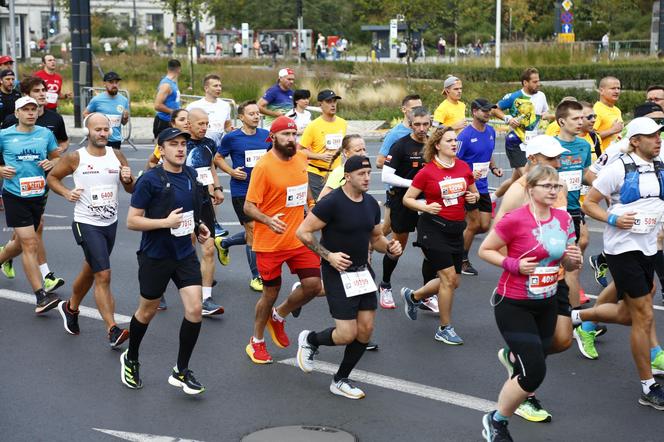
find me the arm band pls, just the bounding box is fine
[501,256,521,275]
[607,214,618,226]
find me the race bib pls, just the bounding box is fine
[630,212,662,234]
[439,177,466,207]
[580,185,590,196]
[520,130,538,151]
[170,210,195,237]
[559,170,582,192]
[195,167,214,186]
[19,176,46,197]
[245,149,267,168]
[286,183,307,207]
[473,161,490,179]
[340,269,378,298]
[324,134,343,150]
[208,119,225,132]
[45,92,58,104]
[528,266,559,296]
[90,185,116,207]
[106,114,122,128]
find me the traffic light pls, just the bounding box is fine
[296,0,302,17]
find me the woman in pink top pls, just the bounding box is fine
[478,165,582,442]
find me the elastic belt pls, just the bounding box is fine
[309,163,331,173]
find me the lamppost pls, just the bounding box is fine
[495,0,502,68]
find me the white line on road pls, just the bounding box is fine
[585,293,664,311]
[2,226,71,232]
[278,358,496,412]
[92,428,204,442]
[0,289,131,324]
[42,213,68,219]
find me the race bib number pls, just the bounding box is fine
[286,183,307,207]
[45,92,58,104]
[208,119,225,132]
[106,114,122,128]
[19,176,46,197]
[559,170,582,192]
[324,134,343,150]
[245,149,267,168]
[170,210,195,237]
[528,266,559,296]
[439,177,466,207]
[340,269,378,298]
[630,212,662,234]
[473,161,490,179]
[195,167,214,186]
[90,185,116,207]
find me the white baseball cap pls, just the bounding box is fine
[278,67,294,78]
[624,117,663,140]
[525,135,569,158]
[14,96,38,110]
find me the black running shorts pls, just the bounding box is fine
[2,191,46,230]
[72,221,117,273]
[137,252,202,300]
[605,251,655,299]
[322,264,377,320]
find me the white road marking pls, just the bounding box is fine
[278,358,496,412]
[2,226,71,232]
[0,289,131,324]
[42,213,68,219]
[585,293,664,311]
[92,428,204,442]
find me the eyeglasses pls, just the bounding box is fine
[585,114,596,120]
[652,118,664,125]
[534,183,564,192]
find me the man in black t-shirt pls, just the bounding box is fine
[0,70,21,122]
[296,156,402,399]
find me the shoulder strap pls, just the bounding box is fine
[621,154,637,173]
[589,132,602,158]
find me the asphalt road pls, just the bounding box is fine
[1,140,663,442]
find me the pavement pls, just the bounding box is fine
[1,139,663,441]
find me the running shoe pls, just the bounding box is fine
[43,272,65,293]
[652,351,664,376]
[250,277,263,292]
[514,396,552,423]
[168,367,206,395]
[420,295,439,313]
[120,350,143,389]
[267,309,290,348]
[461,260,479,276]
[157,296,167,311]
[573,326,599,360]
[497,348,514,378]
[482,411,513,442]
[291,282,302,318]
[245,338,273,364]
[639,383,664,411]
[35,290,61,314]
[0,246,15,279]
[214,236,230,266]
[579,288,590,304]
[595,324,608,338]
[330,378,365,399]
[588,254,609,288]
[202,297,225,316]
[366,341,379,351]
[435,325,464,345]
[296,330,318,373]
[57,300,80,335]
[109,325,129,349]
[401,287,421,320]
[214,222,229,238]
[379,282,396,309]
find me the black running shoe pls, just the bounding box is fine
[292,306,302,318]
[639,383,664,411]
[366,341,379,351]
[57,301,80,335]
[482,411,513,442]
[120,350,143,390]
[109,326,130,349]
[461,260,479,276]
[35,290,61,315]
[168,367,205,395]
[594,324,608,338]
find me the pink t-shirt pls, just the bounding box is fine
[494,205,575,300]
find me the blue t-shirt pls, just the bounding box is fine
[556,136,591,211]
[86,92,129,142]
[379,123,411,156]
[456,124,496,194]
[131,167,197,260]
[0,125,58,198]
[218,128,270,197]
[156,76,180,122]
[262,84,293,116]
[186,137,216,169]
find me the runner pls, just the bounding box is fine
[379,106,430,309]
[153,59,181,139]
[121,127,211,394]
[0,69,20,122]
[258,68,295,125]
[46,113,135,346]
[295,155,402,398]
[478,165,581,442]
[0,96,62,313]
[457,98,503,276]
[646,85,664,108]
[593,76,623,152]
[33,54,67,111]
[243,116,322,364]
[185,74,232,148]
[299,89,347,200]
[286,89,312,139]
[400,125,479,345]
[433,76,466,131]
[84,71,129,150]
[146,109,190,170]
[214,100,269,292]
[317,134,366,200]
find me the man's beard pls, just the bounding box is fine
[274,139,296,157]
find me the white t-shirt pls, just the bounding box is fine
[186,98,232,146]
[593,153,664,256]
[529,91,550,116]
[287,109,312,135]
[589,141,625,175]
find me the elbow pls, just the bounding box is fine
[376,156,385,168]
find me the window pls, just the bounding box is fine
[146,14,164,33]
[40,11,59,38]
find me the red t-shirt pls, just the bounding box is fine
[33,70,63,110]
[411,159,474,221]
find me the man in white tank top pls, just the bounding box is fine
[47,113,135,348]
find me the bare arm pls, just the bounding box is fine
[243,199,286,233]
[114,149,135,193]
[154,83,173,114]
[376,154,386,169]
[370,224,402,257]
[46,151,80,201]
[403,185,441,215]
[127,206,184,232]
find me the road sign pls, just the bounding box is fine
[561,11,573,24]
[562,0,573,11]
[562,23,573,34]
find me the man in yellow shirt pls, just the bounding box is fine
[299,89,347,200]
[433,76,466,131]
[593,76,622,152]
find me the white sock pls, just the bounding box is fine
[252,336,264,344]
[202,286,212,300]
[39,263,50,279]
[272,308,284,322]
[570,309,582,326]
[641,378,656,394]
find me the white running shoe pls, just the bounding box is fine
[421,295,439,313]
[379,284,396,309]
[296,330,317,373]
[330,378,365,399]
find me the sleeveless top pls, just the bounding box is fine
[156,76,180,121]
[73,146,121,226]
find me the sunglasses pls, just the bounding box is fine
[585,114,596,120]
[652,118,664,125]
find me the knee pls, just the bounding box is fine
[440,273,459,290]
[335,329,356,345]
[517,358,547,393]
[20,236,39,254]
[94,270,112,286]
[301,279,323,297]
[184,299,203,320]
[550,333,572,354]
[357,322,374,341]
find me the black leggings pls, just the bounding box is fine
[494,295,557,393]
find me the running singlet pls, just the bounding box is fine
[217,128,271,197]
[497,89,549,143]
[494,205,575,300]
[86,92,129,142]
[300,116,347,177]
[156,76,180,122]
[456,124,496,194]
[556,136,591,211]
[73,146,122,225]
[411,159,474,222]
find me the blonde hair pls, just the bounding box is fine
[525,165,559,189]
[423,126,454,163]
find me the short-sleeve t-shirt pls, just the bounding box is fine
[324,165,345,191]
[185,137,216,169]
[2,110,68,142]
[497,89,549,142]
[314,188,381,268]
[218,128,270,197]
[86,92,129,142]
[261,83,294,124]
[185,98,231,146]
[456,124,496,194]
[299,116,347,177]
[556,137,591,211]
[494,205,576,300]
[379,123,411,157]
[33,70,63,110]
[130,167,197,260]
[411,159,474,221]
[593,101,622,152]
[384,135,425,186]
[246,150,309,253]
[0,125,58,198]
[433,99,466,129]
[0,89,21,122]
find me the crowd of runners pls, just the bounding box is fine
[1,54,664,441]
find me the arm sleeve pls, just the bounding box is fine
[379,131,398,156]
[566,213,577,245]
[592,161,622,198]
[262,87,275,103]
[373,199,381,225]
[382,165,412,188]
[86,97,97,112]
[432,102,445,124]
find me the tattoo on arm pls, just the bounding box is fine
[300,231,330,260]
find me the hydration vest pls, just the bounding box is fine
[619,154,664,204]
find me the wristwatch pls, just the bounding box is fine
[214,185,223,192]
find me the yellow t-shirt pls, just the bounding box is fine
[593,101,622,152]
[324,165,345,191]
[152,145,161,159]
[545,121,560,137]
[433,99,466,129]
[299,116,347,177]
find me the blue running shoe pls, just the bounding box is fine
[435,325,464,345]
[401,287,420,320]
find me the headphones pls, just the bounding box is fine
[82,112,112,137]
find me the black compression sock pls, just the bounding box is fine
[382,254,399,286]
[307,328,335,347]
[334,340,368,381]
[128,315,149,361]
[176,318,202,372]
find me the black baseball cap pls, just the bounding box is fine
[344,155,372,173]
[471,98,497,111]
[318,89,342,102]
[634,102,664,118]
[103,71,122,81]
[0,69,15,79]
[157,128,191,145]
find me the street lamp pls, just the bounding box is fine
[495,0,502,68]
